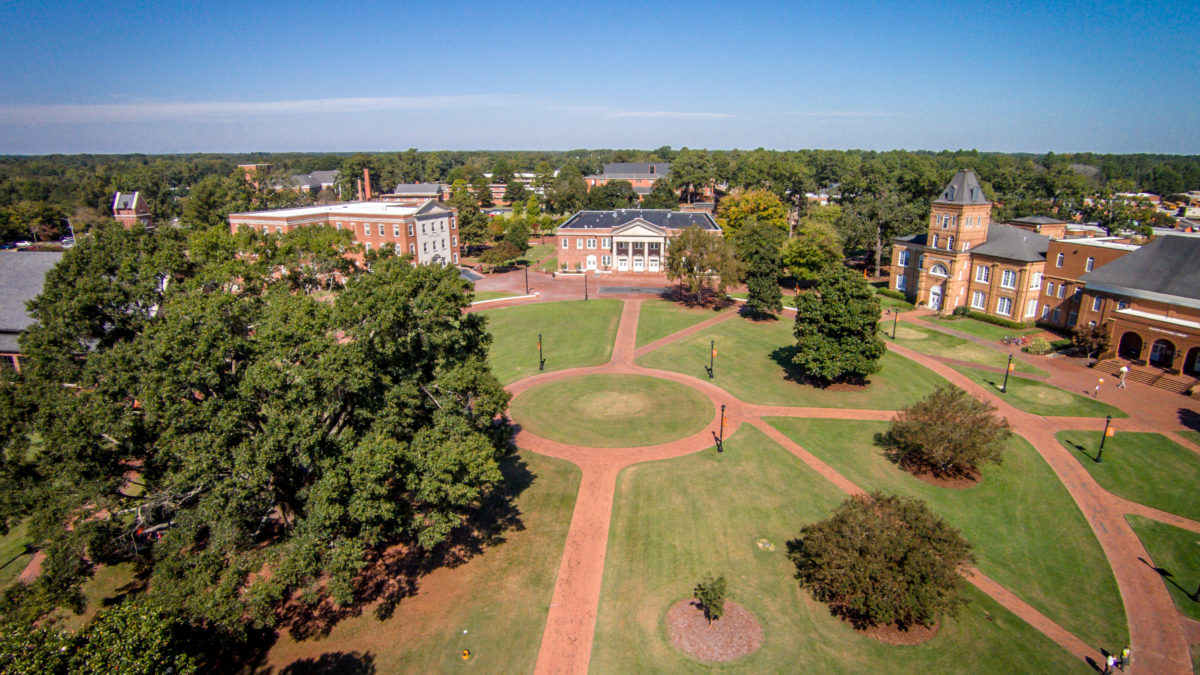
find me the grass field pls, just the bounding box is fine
[635,299,729,348]
[953,365,1127,418]
[591,425,1088,673]
[0,520,33,589]
[1126,515,1200,623]
[481,300,622,384]
[55,562,138,632]
[919,315,1039,342]
[883,321,1047,376]
[472,290,518,303]
[1057,431,1200,521]
[516,243,556,267]
[636,315,948,409]
[268,452,580,673]
[767,418,1127,649]
[511,374,713,447]
[536,252,558,273]
[1177,429,1200,447]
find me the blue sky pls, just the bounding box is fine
[0,0,1196,154]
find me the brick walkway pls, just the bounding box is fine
[493,278,1200,674]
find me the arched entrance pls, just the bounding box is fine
[1117,332,1143,359]
[928,283,944,311]
[1184,347,1200,376]
[1149,339,1176,368]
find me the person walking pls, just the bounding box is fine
[1119,646,1130,671]
[1103,654,1117,674]
[1117,365,1129,389]
[1094,378,1104,397]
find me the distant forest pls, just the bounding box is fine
[1,148,1198,243]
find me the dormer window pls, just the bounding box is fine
[969,188,976,200]
[946,186,956,201]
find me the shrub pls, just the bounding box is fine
[1024,337,1053,355]
[883,385,1011,479]
[1072,323,1110,358]
[951,306,971,317]
[693,575,727,624]
[966,311,1032,329]
[789,492,974,629]
[876,288,908,301]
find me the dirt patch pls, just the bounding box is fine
[824,381,869,392]
[908,468,981,490]
[575,391,652,418]
[667,599,762,663]
[856,619,940,645]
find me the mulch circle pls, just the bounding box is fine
[667,599,763,662]
[856,619,940,645]
[909,468,981,490]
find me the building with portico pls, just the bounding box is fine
[555,209,721,273]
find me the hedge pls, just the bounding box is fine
[966,310,1033,330]
[876,288,910,301]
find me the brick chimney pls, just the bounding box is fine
[363,167,372,201]
[357,177,363,201]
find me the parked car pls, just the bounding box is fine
[14,241,32,248]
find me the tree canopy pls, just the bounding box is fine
[791,265,885,383]
[1,224,513,633]
[665,226,740,301]
[781,219,843,281]
[736,218,784,316]
[715,188,788,240]
[788,492,974,629]
[884,385,1011,479]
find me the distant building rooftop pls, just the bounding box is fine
[558,209,719,231]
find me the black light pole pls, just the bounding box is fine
[718,403,726,452]
[1001,354,1013,393]
[892,311,899,339]
[524,264,529,296]
[707,340,715,379]
[1096,415,1113,463]
[538,333,545,371]
[584,274,588,301]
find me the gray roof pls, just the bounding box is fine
[0,251,63,333]
[112,192,142,210]
[586,163,671,180]
[391,183,444,195]
[970,223,1050,262]
[1009,215,1066,225]
[290,170,338,188]
[933,170,989,205]
[1080,235,1200,304]
[894,232,928,246]
[558,209,719,231]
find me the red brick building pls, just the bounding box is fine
[555,209,720,273]
[228,200,460,267]
[1037,238,1138,329]
[112,192,151,228]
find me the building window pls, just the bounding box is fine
[601,238,611,248]
[452,235,458,246]
[1091,297,1102,311]
[1046,281,1055,296]
[408,224,414,237]
[963,241,971,251]
[394,224,400,237]
[1051,308,1062,322]
[576,238,583,249]
[409,243,415,254]
[1067,310,1078,326]
[1073,287,1082,298]
[898,250,910,266]
[1000,270,1016,288]
[262,225,269,234]
[454,253,459,263]
[1030,272,1041,290]
[929,263,949,277]
[896,274,907,291]
[1026,299,1038,318]
[562,238,569,249]
[336,222,342,230]
[932,234,939,248]
[1056,252,1065,267]
[394,243,403,254]
[975,265,990,283]
[971,291,986,310]
[1085,257,1095,272]
[1058,284,1066,298]
[947,235,955,250]
[602,255,611,266]
[997,297,1013,316]
[423,242,428,252]
[1117,300,1128,309]
[276,226,282,234]
[1041,304,1051,319]
[377,224,384,236]
[587,238,596,249]
[365,242,371,251]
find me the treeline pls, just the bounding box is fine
[2,148,1198,243]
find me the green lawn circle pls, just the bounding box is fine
[511,374,714,448]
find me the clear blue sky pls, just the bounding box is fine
[1,0,1196,154]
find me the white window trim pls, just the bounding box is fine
[1056,253,1065,267]
[996,297,1012,316]
[562,237,569,249]
[1085,257,1095,272]
[1000,270,1017,289]
[587,238,597,249]
[576,238,583,249]
[975,265,989,283]
[971,291,986,310]
[1025,299,1038,318]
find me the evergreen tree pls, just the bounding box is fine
[736,218,784,316]
[791,265,885,383]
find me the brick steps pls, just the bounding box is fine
[1094,359,1194,395]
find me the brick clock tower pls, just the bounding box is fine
[916,170,992,313]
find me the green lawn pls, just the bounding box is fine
[884,321,1047,376]
[511,374,713,447]
[874,291,915,313]
[536,252,558,273]
[591,425,1088,673]
[768,418,1127,649]
[268,452,580,673]
[919,315,1038,342]
[473,290,518,302]
[635,299,728,348]
[516,243,556,267]
[636,315,948,409]
[953,365,1127,418]
[1177,430,1200,447]
[1126,515,1200,622]
[481,299,622,385]
[0,520,33,589]
[56,562,138,632]
[1057,431,1200,521]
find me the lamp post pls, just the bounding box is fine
[584,274,588,301]
[707,340,716,379]
[717,403,726,452]
[538,333,545,371]
[524,264,529,296]
[892,311,899,339]
[1001,354,1013,393]
[1096,415,1113,463]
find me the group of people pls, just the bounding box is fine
[1102,646,1130,673]
[1094,366,1130,397]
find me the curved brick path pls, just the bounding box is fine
[500,287,1200,675]
[465,265,1200,673]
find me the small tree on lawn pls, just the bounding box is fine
[791,265,885,383]
[884,385,1011,479]
[693,575,727,624]
[1072,322,1110,359]
[788,492,973,629]
[479,241,521,271]
[504,218,531,253]
[665,226,741,302]
[736,218,784,317]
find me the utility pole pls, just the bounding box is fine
[524,264,530,296]
[1001,354,1013,393]
[584,274,588,301]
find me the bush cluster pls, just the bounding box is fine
[966,311,1032,329]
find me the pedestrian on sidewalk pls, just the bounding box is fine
[1119,646,1130,671]
[1094,378,1104,397]
[1103,654,1117,673]
[1117,366,1129,389]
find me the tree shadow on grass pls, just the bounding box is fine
[274,456,533,641]
[768,345,872,390]
[662,286,734,310]
[278,651,377,674]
